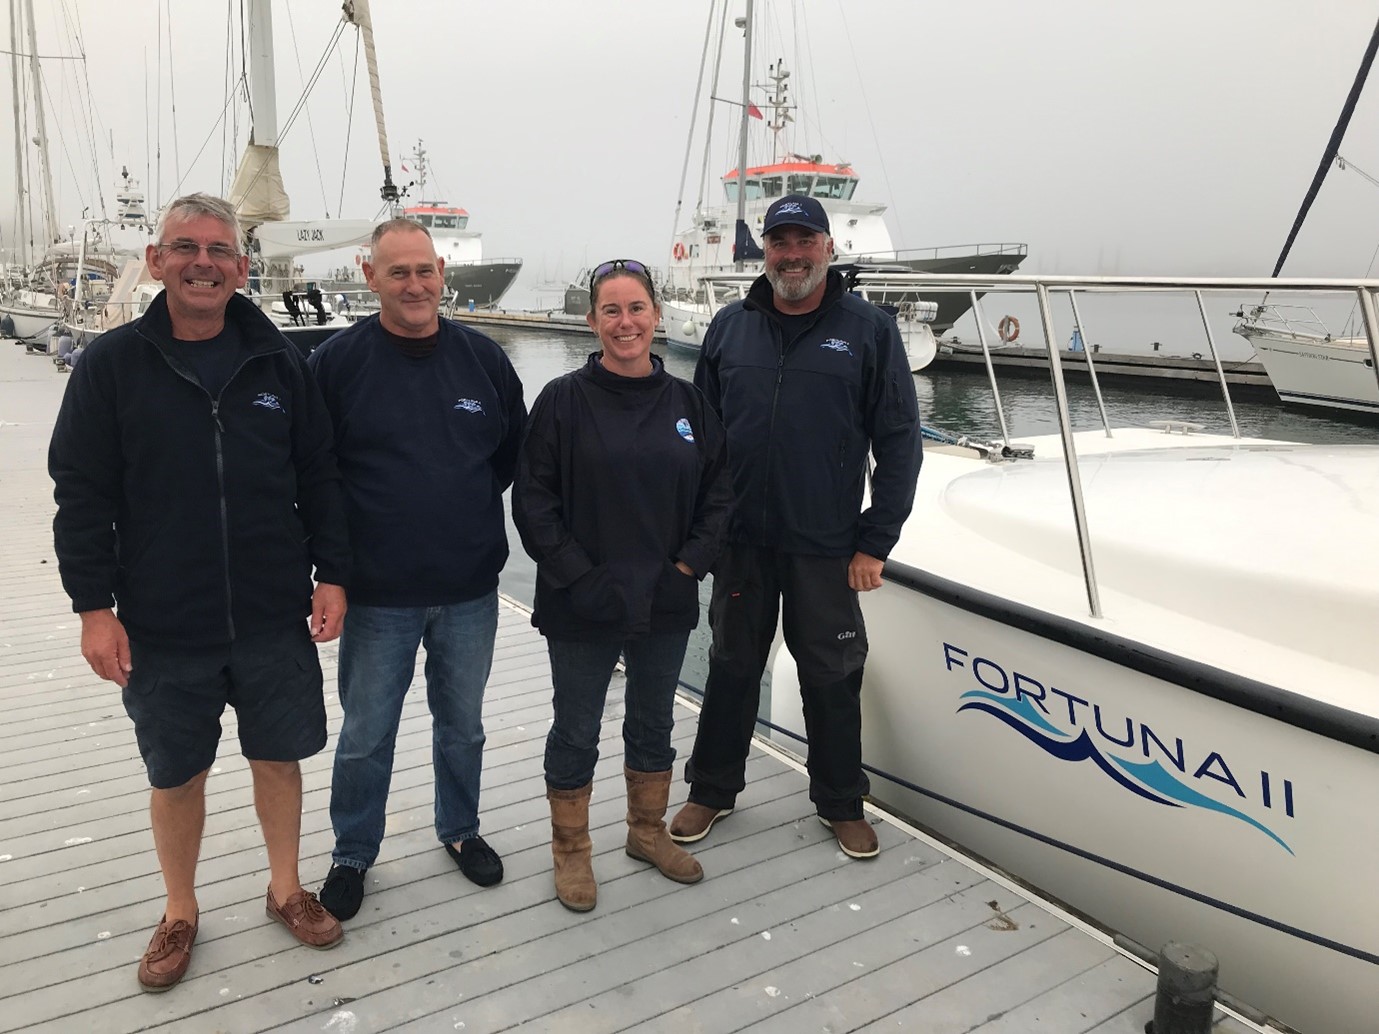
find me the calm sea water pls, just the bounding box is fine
[488,323,1377,690]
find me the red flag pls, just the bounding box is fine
[747,103,764,120]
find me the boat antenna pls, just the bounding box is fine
[1270,15,1379,277]
[342,0,399,209]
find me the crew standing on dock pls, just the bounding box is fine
[671,195,923,859]
[307,218,526,921]
[48,193,352,991]
[512,259,733,911]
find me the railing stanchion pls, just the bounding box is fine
[1194,289,1240,439]
[1036,282,1102,618]
[1357,287,1379,400]
[970,290,1011,449]
[1068,290,1112,438]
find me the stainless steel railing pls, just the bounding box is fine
[691,270,1379,619]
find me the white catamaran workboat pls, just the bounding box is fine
[765,273,1378,1034]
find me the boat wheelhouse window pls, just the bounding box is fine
[788,174,814,195]
[811,176,852,200]
[431,215,458,229]
[761,176,783,198]
[415,214,433,228]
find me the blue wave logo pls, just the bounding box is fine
[454,398,484,415]
[820,338,853,357]
[675,417,695,443]
[252,392,283,411]
[957,690,1293,854]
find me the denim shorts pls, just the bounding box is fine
[122,624,327,789]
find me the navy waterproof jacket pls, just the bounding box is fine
[694,270,922,560]
[49,291,351,648]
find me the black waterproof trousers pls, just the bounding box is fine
[684,543,871,821]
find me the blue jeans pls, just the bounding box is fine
[544,632,690,790]
[330,592,498,870]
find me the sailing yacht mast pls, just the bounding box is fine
[733,0,753,272]
[8,0,27,265]
[21,0,57,249]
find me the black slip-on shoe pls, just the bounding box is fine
[319,864,367,921]
[446,835,504,887]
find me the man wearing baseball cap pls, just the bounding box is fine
[671,194,922,859]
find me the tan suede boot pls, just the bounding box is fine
[624,767,704,884]
[547,783,597,912]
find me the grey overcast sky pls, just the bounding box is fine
[8,0,1379,304]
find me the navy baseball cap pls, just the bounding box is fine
[762,195,830,236]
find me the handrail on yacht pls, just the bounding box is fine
[690,270,1379,619]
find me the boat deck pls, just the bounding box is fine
[0,341,1258,1033]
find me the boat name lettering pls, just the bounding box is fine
[296,228,327,242]
[941,642,1297,853]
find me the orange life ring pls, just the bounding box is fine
[673,242,687,261]
[998,315,1020,343]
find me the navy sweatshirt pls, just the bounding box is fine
[48,291,351,647]
[307,314,526,607]
[513,353,733,640]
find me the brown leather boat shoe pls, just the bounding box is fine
[266,887,343,949]
[819,815,880,859]
[137,913,198,991]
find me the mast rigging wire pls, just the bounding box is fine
[1270,15,1379,277]
[285,2,330,216]
[669,1,720,260]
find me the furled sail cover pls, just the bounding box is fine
[229,144,291,226]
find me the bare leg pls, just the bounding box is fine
[150,769,210,923]
[249,759,305,906]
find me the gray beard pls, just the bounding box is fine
[766,261,827,303]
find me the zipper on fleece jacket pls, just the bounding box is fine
[137,325,265,642]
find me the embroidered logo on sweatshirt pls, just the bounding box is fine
[675,418,695,443]
[820,338,854,357]
[252,392,284,411]
[454,398,485,415]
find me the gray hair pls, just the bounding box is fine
[155,193,244,253]
[371,217,431,249]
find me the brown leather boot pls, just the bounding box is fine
[547,783,597,912]
[624,767,704,884]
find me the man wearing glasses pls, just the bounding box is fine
[307,219,526,922]
[49,193,352,991]
[671,194,923,859]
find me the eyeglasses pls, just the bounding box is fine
[157,240,241,263]
[589,258,651,295]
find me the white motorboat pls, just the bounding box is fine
[764,272,1379,1034]
[1233,304,1379,415]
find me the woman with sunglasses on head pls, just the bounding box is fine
[513,260,733,912]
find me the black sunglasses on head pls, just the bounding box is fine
[589,259,651,296]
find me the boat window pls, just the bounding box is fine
[761,176,783,198]
[788,174,814,195]
[743,178,763,200]
[840,178,857,200]
[432,215,457,229]
[724,182,740,203]
[416,214,433,228]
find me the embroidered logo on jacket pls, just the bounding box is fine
[252,392,284,411]
[454,398,485,414]
[820,338,854,357]
[675,418,695,443]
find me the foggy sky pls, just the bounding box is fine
[7,0,1379,307]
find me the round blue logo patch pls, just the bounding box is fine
[675,418,695,443]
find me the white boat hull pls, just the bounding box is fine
[766,430,1379,1033]
[1237,324,1379,414]
[0,303,60,341]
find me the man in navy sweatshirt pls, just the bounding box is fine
[307,219,526,920]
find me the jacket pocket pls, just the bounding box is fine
[650,560,700,622]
